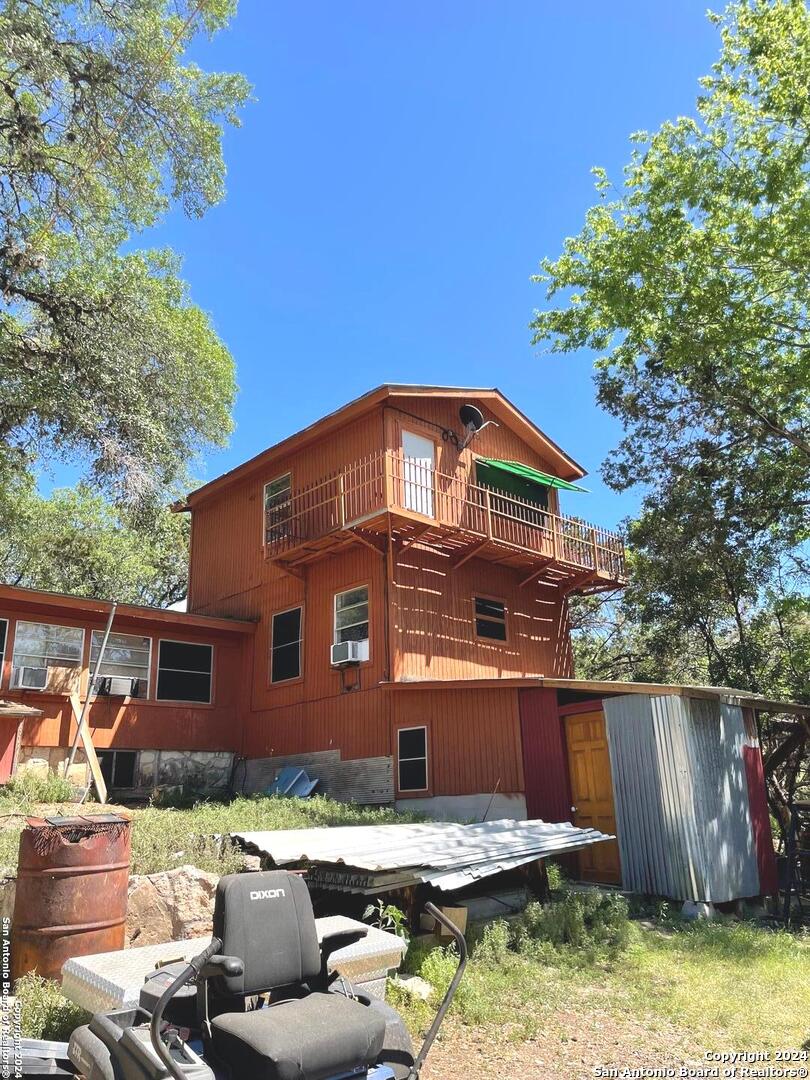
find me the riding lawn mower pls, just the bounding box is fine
[20,869,467,1080]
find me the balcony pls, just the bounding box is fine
[265,450,626,594]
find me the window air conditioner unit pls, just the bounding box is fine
[330,641,363,667]
[12,666,48,690]
[95,676,140,697]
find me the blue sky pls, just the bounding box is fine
[147,1,719,530]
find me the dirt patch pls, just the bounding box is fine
[0,802,132,829]
[424,1010,702,1080]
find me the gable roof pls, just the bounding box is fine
[185,384,586,507]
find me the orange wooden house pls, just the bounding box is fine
[0,384,790,899]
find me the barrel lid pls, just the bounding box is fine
[26,813,132,828]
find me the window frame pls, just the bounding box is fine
[396,725,430,794]
[0,618,7,689]
[473,594,509,644]
[269,604,304,685]
[263,472,293,547]
[97,748,138,790]
[156,638,214,705]
[11,619,85,692]
[333,584,371,663]
[90,629,152,699]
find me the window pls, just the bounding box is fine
[271,607,302,683]
[474,597,507,642]
[91,631,150,697]
[334,586,369,661]
[156,640,213,703]
[0,619,6,682]
[398,727,428,792]
[11,620,84,691]
[98,749,138,790]
[264,473,292,545]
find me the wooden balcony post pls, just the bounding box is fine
[485,487,493,540]
[591,527,600,571]
[551,515,559,562]
[338,472,345,529]
[384,450,395,511]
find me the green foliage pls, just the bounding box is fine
[15,973,90,1041]
[3,768,74,804]
[532,0,810,827]
[0,0,250,596]
[363,899,411,941]
[0,477,189,605]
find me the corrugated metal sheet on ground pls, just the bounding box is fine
[604,694,759,903]
[232,818,612,892]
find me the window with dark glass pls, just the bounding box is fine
[397,726,428,792]
[98,749,137,789]
[474,597,507,641]
[156,640,213,703]
[271,607,302,683]
[264,473,292,545]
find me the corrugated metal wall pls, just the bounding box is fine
[604,694,760,903]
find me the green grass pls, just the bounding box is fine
[0,791,423,877]
[396,912,810,1051]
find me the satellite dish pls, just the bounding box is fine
[459,404,485,431]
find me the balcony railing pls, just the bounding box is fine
[265,450,626,583]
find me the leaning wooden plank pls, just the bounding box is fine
[69,692,108,804]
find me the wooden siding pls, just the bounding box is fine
[189,409,383,614]
[0,601,248,753]
[391,687,525,796]
[392,544,575,681]
[518,687,573,821]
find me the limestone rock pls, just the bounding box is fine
[394,974,434,1001]
[127,865,219,947]
[0,879,16,922]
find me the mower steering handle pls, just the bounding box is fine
[409,903,468,1078]
[149,938,223,1080]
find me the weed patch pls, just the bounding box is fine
[15,974,90,1042]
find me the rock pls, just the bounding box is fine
[0,878,16,922]
[680,900,716,921]
[241,854,262,872]
[395,974,434,1001]
[127,865,219,947]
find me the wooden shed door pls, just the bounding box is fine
[565,710,622,884]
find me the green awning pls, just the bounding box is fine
[476,458,589,493]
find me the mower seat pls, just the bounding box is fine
[206,870,386,1080]
[211,994,385,1080]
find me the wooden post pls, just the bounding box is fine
[69,693,108,804]
[384,450,395,511]
[484,487,493,540]
[338,472,346,529]
[591,527,600,571]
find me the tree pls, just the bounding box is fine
[532,0,810,833]
[0,477,189,606]
[0,0,250,509]
[532,0,810,558]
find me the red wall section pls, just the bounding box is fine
[743,743,778,896]
[519,687,572,821]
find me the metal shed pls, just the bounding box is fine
[603,694,761,903]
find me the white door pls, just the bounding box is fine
[402,431,435,516]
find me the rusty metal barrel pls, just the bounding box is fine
[11,813,131,982]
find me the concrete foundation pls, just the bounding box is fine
[395,791,528,822]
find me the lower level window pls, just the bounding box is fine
[157,640,213,703]
[398,726,428,792]
[97,749,137,789]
